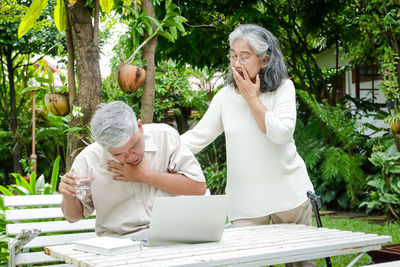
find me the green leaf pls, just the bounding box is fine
[0,197,4,210]
[337,193,349,208]
[100,0,114,14]
[21,86,47,94]
[35,77,51,84]
[122,5,136,17]
[30,171,36,195]
[159,31,175,43]
[136,26,144,36]
[138,9,149,19]
[169,26,177,39]
[165,0,173,13]
[51,156,60,192]
[174,20,185,33]
[18,0,49,38]
[380,193,400,204]
[0,186,14,196]
[391,183,400,194]
[54,0,66,32]
[65,127,82,133]
[36,174,45,193]
[8,185,29,195]
[145,15,163,31]
[11,173,30,191]
[57,43,64,56]
[44,184,52,195]
[143,20,153,36]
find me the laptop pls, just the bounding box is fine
[144,195,229,246]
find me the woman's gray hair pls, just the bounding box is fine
[226,24,288,92]
[90,101,139,150]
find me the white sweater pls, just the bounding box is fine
[181,79,314,221]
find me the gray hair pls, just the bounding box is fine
[90,101,139,150]
[226,24,288,92]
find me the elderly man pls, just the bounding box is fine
[59,101,206,237]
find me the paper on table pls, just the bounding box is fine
[73,236,142,255]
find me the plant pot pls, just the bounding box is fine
[117,64,146,93]
[45,93,70,116]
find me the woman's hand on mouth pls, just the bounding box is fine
[231,66,260,102]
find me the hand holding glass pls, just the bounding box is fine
[72,168,93,199]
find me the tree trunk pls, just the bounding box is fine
[65,5,77,170]
[5,48,23,174]
[65,0,102,170]
[140,0,158,124]
[175,107,190,134]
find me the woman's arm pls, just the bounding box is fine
[181,91,224,154]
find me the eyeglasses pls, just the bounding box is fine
[226,54,255,64]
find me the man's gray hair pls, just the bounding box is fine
[226,24,288,92]
[90,101,139,150]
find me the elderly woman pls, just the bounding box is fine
[182,24,315,266]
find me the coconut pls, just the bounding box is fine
[117,64,146,93]
[45,93,70,116]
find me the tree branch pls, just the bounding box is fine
[183,22,217,29]
[126,28,159,64]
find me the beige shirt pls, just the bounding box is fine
[70,123,205,237]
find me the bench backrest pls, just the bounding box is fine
[3,194,96,266]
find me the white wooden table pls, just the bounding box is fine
[45,224,392,267]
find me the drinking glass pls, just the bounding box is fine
[72,168,93,199]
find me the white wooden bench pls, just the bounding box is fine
[3,194,96,267]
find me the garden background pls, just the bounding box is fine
[0,0,400,265]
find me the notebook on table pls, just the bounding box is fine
[144,194,229,247]
[73,236,142,255]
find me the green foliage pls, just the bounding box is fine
[35,114,68,172]
[22,58,69,95]
[115,0,188,64]
[18,0,114,37]
[379,48,400,126]
[196,134,227,195]
[100,0,114,14]
[347,0,400,64]
[1,0,63,176]
[295,90,373,208]
[0,131,13,164]
[18,0,49,38]
[155,0,260,69]
[379,48,400,103]
[0,155,60,196]
[54,0,66,32]
[203,162,226,195]
[361,140,400,219]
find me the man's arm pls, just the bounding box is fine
[59,172,85,222]
[108,159,207,195]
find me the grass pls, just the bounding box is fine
[276,215,400,267]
